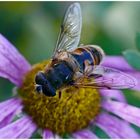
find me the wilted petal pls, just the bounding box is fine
[0,34,31,86]
[0,116,37,138]
[0,98,22,128]
[42,129,54,139]
[72,129,98,139]
[95,112,139,138]
[100,89,126,102]
[102,100,140,128]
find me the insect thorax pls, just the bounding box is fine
[45,60,74,91]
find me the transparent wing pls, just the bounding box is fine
[73,65,137,89]
[52,3,82,59]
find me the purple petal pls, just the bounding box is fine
[102,100,140,128]
[102,56,134,71]
[0,112,17,129]
[102,56,140,91]
[17,119,37,138]
[0,98,23,128]
[72,129,98,139]
[95,112,139,138]
[0,116,37,138]
[42,129,54,139]
[0,34,31,86]
[100,89,126,102]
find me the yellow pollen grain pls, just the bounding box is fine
[18,60,101,135]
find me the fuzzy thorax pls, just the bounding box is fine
[18,60,101,135]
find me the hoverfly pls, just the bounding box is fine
[35,3,137,97]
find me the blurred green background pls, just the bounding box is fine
[0,2,140,137]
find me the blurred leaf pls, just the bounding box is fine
[91,126,109,138]
[131,125,140,134]
[62,133,70,138]
[31,131,42,139]
[123,49,140,70]
[124,90,140,107]
[0,78,14,101]
[135,32,140,51]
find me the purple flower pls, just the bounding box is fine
[0,33,140,138]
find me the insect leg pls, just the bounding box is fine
[59,91,62,99]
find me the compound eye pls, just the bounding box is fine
[35,84,42,93]
[35,72,46,85]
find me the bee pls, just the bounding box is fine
[35,3,137,97]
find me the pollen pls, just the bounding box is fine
[18,60,101,135]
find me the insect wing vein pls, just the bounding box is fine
[53,3,82,59]
[73,65,137,89]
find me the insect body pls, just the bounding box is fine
[35,45,104,96]
[35,3,137,97]
[35,61,74,96]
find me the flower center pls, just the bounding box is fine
[18,60,101,135]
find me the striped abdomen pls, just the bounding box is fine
[70,45,104,72]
